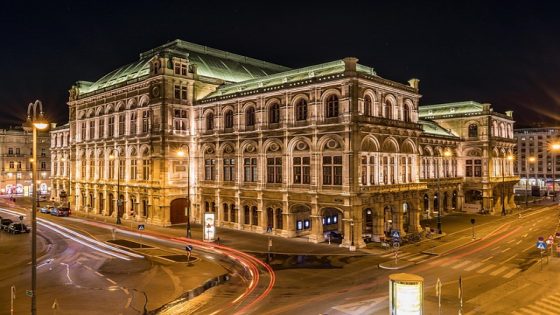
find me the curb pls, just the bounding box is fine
[150,273,230,314]
[378,261,414,270]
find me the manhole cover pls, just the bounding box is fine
[107,239,153,249]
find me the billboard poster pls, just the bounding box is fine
[204,212,215,242]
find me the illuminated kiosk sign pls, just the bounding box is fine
[203,212,215,242]
[389,273,424,315]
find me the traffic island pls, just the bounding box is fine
[378,259,415,270]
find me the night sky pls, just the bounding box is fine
[2,0,559,128]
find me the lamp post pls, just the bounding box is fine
[350,219,355,248]
[23,100,48,315]
[109,149,122,224]
[60,156,71,208]
[436,150,452,234]
[526,156,535,208]
[551,143,560,202]
[177,148,191,238]
[501,155,514,216]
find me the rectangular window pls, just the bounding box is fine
[466,160,473,177]
[130,160,137,180]
[223,158,235,181]
[474,160,482,177]
[323,155,343,185]
[267,157,282,183]
[99,118,104,138]
[108,160,114,179]
[293,156,310,184]
[142,159,150,180]
[15,148,20,156]
[118,114,125,136]
[81,122,86,140]
[142,111,150,133]
[41,148,46,157]
[174,85,181,99]
[8,148,13,155]
[119,160,125,180]
[108,116,115,137]
[361,156,367,185]
[130,112,137,135]
[369,156,376,185]
[16,161,21,170]
[89,120,94,140]
[204,159,215,180]
[244,157,257,182]
[89,159,94,179]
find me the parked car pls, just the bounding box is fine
[0,218,14,231]
[51,207,70,217]
[323,230,344,243]
[40,206,54,214]
[8,223,30,234]
[38,195,47,201]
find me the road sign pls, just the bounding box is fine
[137,224,145,231]
[185,245,193,252]
[391,230,401,239]
[26,290,33,297]
[537,241,547,250]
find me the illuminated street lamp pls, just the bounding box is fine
[501,155,514,216]
[109,149,122,224]
[22,100,48,315]
[177,148,191,238]
[525,156,536,208]
[551,143,560,202]
[436,149,452,234]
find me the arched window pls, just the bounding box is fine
[206,113,214,131]
[384,100,393,119]
[295,99,307,121]
[224,110,234,129]
[364,95,372,116]
[403,104,411,122]
[326,95,339,118]
[246,107,255,126]
[269,103,280,124]
[468,124,478,138]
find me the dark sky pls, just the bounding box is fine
[2,0,560,128]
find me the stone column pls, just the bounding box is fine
[308,202,322,243]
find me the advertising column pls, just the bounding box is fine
[389,273,424,315]
[203,212,215,242]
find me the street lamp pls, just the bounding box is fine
[350,219,355,248]
[525,156,536,208]
[23,100,48,315]
[501,155,514,216]
[109,149,122,224]
[551,143,560,202]
[436,149,452,234]
[177,148,191,238]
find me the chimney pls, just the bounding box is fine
[482,103,491,111]
[408,78,420,90]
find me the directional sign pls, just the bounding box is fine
[26,290,33,297]
[185,245,193,252]
[537,241,547,250]
[137,224,145,231]
[391,230,401,239]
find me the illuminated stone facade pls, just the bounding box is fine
[0,127,51,196]
[51,40,517,247]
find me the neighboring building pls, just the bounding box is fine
[513,127,560,195]
[419,102,517,214]
[50,123,71,205]
[0,126,51,196]
[52,39,517,248]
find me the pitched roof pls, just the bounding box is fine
[419,120,458,138]
[418,101,485,118]
[76,39,291,96]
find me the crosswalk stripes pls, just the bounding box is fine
[477,263,496,273]
[489,265,508,276]
[504,291,560,314]
[451,260,471,269]
[502,268,521,278]
[464,262,483,271]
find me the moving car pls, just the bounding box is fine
[0,218,13,231]
[7,223,30,234]
[51,207,70,217]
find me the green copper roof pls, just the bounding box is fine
[418,101,485,118]
[76,39,291,96]
[419,120,458,137]
[204,60,377,98]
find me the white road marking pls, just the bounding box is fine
[95,271,104,277]
[407,254,427,262]
[106,278,117,285]
[481,256,494,263]
[464,262,483,271]
[452,260,471,269]
[516,240,522,245]
[502,268,521,278]
[501,247,511,253]
[489,266,508,276]
[522,233,528,238]
[477,264,495,273]
[502,254,518,264]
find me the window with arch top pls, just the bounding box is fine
[245,107,255,126]
[468,124,478,138]
[403,103,411,122]
[384,100,393,119]
[224,110,234,129]
[295,99,308,121]
[326,95,339,118]
[364,95,372,116]
[269,103,280,124]
[206,112,214,131]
